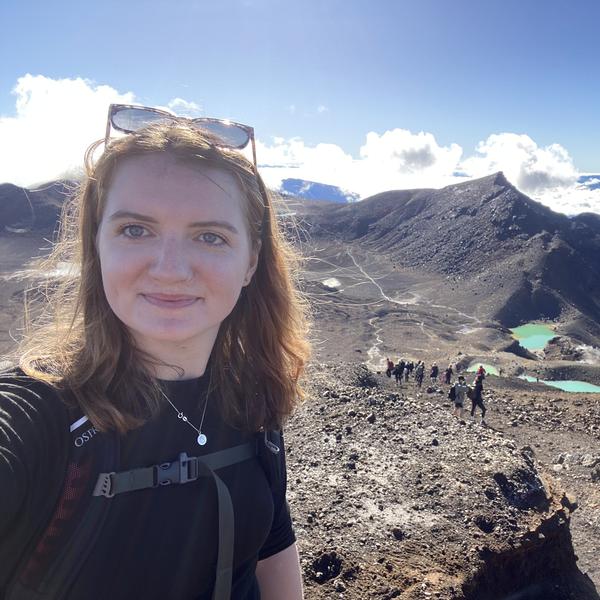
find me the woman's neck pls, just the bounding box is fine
[134,336,216,381]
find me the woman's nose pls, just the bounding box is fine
[148,238,193,281]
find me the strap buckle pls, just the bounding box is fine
[93,472,116,498]
[264,430,280,454]
[154,452,198,486]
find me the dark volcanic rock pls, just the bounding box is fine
[297,173,600,330]
[0,181,73,234]
[287,363,598,599]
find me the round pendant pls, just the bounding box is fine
[197,433,207,446]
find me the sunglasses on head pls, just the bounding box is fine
[105,103,257,169]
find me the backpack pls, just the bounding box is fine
[467,386,475,401]
[448,386,456,401]
[6,404,282,600]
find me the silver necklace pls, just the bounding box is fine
[160,374,212,446]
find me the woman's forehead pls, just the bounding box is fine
[102,153,246,214]
[112,152,240,190]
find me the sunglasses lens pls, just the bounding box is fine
[109,106,251,153]
[194,120,250,149]
[111,107,172,132]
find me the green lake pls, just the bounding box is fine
[519,375,600,393]
[510,323,555,350]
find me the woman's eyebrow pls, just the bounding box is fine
[107,210,239,233]
[108,210,158,223]
[189,220,239,234]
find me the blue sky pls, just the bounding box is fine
[1,0,599,213]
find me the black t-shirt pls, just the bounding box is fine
[0,372,295,599]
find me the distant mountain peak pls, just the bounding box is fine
[279,178,359,203]
[492,171,510,188]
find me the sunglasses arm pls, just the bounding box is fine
[250,132,258,174]
[104,105,114,147]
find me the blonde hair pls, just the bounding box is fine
[19,123,311,433]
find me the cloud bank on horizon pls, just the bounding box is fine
[1,74,598,216]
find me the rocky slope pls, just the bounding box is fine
[0,181,71,233]
[287,364,599,599]
[293,173,600,336]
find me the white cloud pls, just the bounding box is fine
[258,130,600,216]
[258,128,464,198]
[460,133,578,190]
[166,97,202,116]
[460,133,599,215]
[0,74,135,186]
[0,75,201,187]
[1,75,598,216]
[317,105,328,114]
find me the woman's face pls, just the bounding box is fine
[96,153,259,358]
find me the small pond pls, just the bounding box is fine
[510,323,555,351]
[519,374,600,393]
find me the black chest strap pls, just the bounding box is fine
[92,442,256,497]
[92,441,256,600]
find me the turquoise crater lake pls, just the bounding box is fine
[510,323,555,351]
[519,375,600,394]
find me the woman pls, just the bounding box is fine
[0,105,310,599]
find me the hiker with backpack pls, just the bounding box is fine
[452,375,469,420]
[392,360,404,384]
[429,362,439,384]
[470,375,487,425]
[0,106,309,600]
[385,357,394,378]
[444,364,453,385]
[415,361,425,388]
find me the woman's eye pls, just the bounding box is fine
[199,232,226,245]
[122,224,148,238]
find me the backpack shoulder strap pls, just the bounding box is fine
[256,430,283,494]
[6,407,120,600]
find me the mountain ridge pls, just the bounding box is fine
[296,172,600,333]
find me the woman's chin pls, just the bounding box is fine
[129,323,219,350]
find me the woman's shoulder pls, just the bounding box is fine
[0,368,72,543]
[0,367,71,433]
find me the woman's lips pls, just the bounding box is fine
[142,294,200,309]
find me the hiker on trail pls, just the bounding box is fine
[404,363,410,382]
[430,362,439,384]
[0,106,308,600]
[408,361,415,375]
[393,361,403,384]
[386,357,394,378]
[415,361,425,388]
[476,365,486,379]
[452,375,469,420]
[471,375,487,424]
[444,364,453,385]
